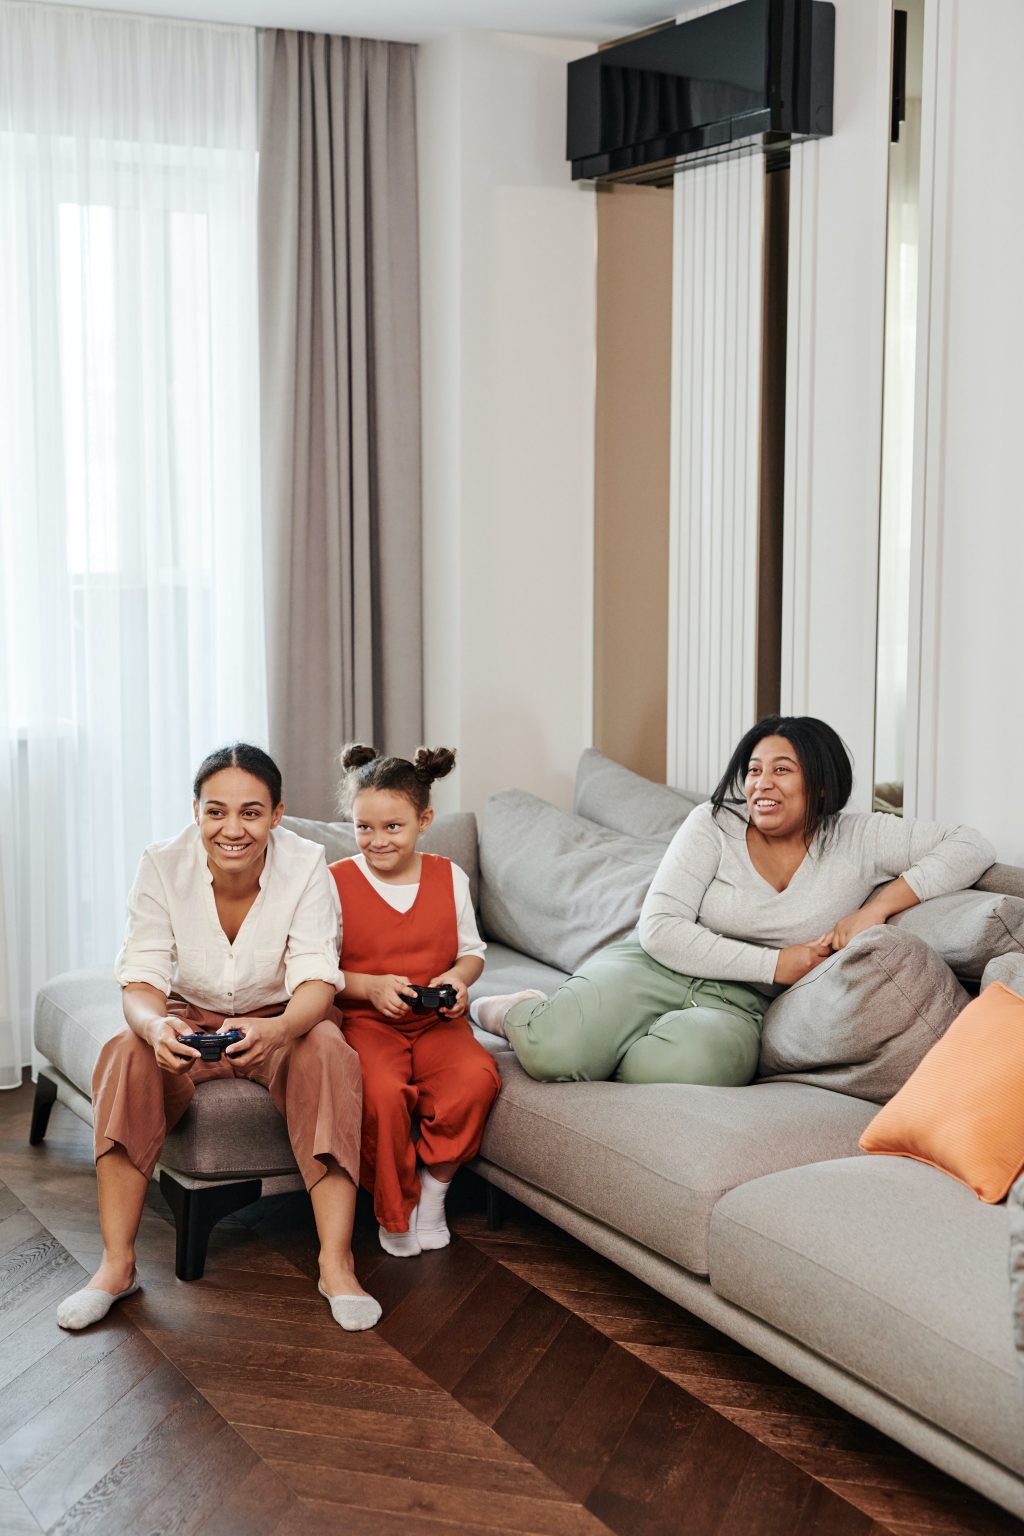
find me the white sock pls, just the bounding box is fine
[379,1207,421,1257]
[469,989,546,1039]
[56,1275,139,1331]
[416,1167,452,1250]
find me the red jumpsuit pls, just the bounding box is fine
[330,854,501,1232]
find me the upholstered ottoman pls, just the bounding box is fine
[31,968,304,1279]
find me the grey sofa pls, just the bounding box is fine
[31,749,1024,1519]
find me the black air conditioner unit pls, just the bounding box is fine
[567,0,834,183]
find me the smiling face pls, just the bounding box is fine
[353,788,433,881]
[194,766,282,881]
[743,734,808,842]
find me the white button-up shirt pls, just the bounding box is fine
[115,824,343,1014]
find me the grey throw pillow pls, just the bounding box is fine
[281,811,480,910]
[889,890,1024,980]
[572,748,701,843]
[479,789,667,973]
[758,926,969,1104]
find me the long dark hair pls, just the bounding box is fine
[338,744,456,817]
[710,716,853,846]
[193,743,283,808]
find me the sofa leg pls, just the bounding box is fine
[485,1182,505,1232]
[159,1173,262,1282]
[28,1073,58,1146]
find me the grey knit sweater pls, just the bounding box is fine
[638,801,994,993]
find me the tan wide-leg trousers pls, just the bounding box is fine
[92,996,362,1191]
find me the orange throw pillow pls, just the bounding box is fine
[859,981,1024,1202]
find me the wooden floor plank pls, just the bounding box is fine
[268,1461,611,1535]
[208,1389,526,1463]
[239,1423,576,1503]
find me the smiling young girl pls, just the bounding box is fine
[330,744,501,1256]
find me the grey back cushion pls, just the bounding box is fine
[889,889,1024,980]
[479,789,668,973]
[281,811,480,910]
[1011,1171,1024,1398]
[573,747,702,843]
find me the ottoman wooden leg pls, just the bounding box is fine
[28,1073,58,1146]
[159,1172,262,1281]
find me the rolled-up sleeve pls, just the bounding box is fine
[283,857,344,996]
[114,853,175,994]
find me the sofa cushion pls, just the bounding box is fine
[890,890,1024,979]
[282,810,480,910]
[708,1156,1024,1476]
[478,790,667,972]
[859,982,1024,1202]
[34,968,125,1097]
[758,926,969,1103]
[478,1063,874,1275]
[163,1078,295,1178]
[573,748,701,842]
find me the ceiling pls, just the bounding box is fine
[31,0,676,44]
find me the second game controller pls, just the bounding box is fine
[403,984,458,1014]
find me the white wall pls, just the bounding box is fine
[418,31,596,815]
[905,0,1024,861]
[780,0,894,809]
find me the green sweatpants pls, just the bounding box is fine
[505,936,769,1085]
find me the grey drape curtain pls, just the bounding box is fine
[258,30,422,819]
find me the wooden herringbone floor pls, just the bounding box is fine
[0,1077,1020,1536]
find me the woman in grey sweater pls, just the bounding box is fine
[472,716,994,1085]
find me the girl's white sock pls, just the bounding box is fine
[416,1167,452,1250]
[379,1206,421,1257]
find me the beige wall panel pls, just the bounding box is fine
[593,182,673,783]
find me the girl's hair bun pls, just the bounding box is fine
[412,746,456,783]
[340,742,379,771]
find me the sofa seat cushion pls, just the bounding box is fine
[163,1078,295,1178]
[478,1064,875,1275]
[35,968,125,1097]
[709,1156,1024,1475]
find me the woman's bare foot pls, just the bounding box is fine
[470,990,546,1039]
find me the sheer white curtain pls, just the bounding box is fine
[0,3,266,1084]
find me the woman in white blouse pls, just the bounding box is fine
[57,743,380,1333]
[473,716,994,1085]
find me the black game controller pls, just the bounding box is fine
[178,1029,245,1062]
[403,984,458,1014]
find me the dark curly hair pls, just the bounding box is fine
[710,715,853,846]
[193,743,283,808]
[338,744,456,817]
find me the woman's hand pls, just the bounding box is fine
[819,905,888,953]
[367,975,415,1021]
[152,1020,200,1074]
[221,1016,288,1070]
[773,940,833,987]
[428,971,468,1017]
